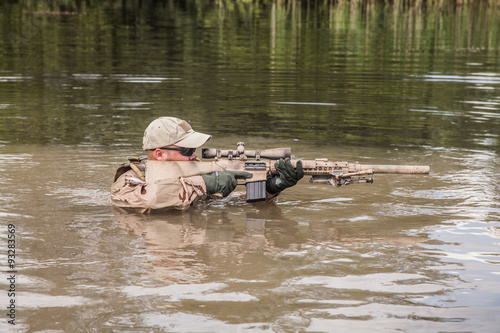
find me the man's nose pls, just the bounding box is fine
[190,153,197,161]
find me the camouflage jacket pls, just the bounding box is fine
[110,159,207,213]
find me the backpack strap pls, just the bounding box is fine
[129,163,145,181]
[113,156,146,182]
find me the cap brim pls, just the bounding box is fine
[174,131,212,148]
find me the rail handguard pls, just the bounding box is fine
[146,142,430,202]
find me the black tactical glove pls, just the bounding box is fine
[202,171,253,197]
[266,158,304,194]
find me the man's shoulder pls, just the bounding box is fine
[113,156,147,182]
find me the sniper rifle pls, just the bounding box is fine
[145,142,430,202]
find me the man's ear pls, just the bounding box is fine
[154,148,164,160]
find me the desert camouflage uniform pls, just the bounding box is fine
[111,159,207,213]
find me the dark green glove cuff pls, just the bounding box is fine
[202,171,253,197]
[202,171,235,197]
[266,176,283,194]
[266,158,304,194]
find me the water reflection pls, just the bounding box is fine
[109,204,490,331]
[0,75,33,82]
[412,74,500,84]
[0,140,497,331]
[113,204,299,283]
[1,1,500,150]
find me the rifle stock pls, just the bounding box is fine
[146,143,430,202]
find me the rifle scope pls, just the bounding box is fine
[202,147,291,160]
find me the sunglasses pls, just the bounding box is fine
[159,147,196,156]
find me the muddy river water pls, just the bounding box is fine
[0,1,499,332]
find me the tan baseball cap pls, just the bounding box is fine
[142,117,211,150]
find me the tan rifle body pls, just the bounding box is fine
[146,143,429,201]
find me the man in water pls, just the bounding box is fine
[111,117,303,213]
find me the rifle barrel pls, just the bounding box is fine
[359,165,430,174]
[296,160,430,175]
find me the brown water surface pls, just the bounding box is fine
[0,1,499,332]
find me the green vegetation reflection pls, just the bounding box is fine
[0,0,499,151]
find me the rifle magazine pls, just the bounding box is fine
[245,180,267,202]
